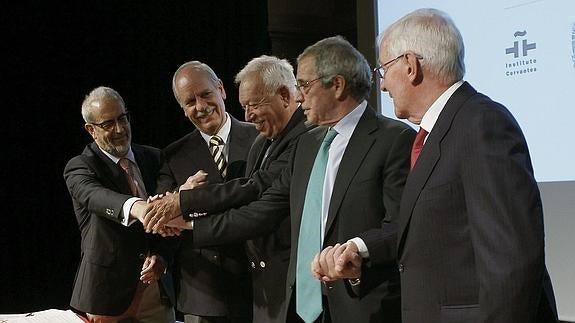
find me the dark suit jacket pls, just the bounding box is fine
[156,116,257,318]
[192,106,415,322]
[64,142,170,315]
[181,108,312,322]
[364,82,558,323]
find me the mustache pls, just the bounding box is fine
[195,106,215,118]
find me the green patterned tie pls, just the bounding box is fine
[296,128,338,323]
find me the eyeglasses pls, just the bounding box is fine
[296,76,324,94]
[373,53,423,79]
[241,97,268,112]
[90,112,130,131]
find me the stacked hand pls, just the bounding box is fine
[311,242,363,281]
[142,170,208,235]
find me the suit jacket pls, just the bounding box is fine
[64,142,170,315]
[156,116,257,318]
[182,108,312,322]
[365,82,558,323]
[192,106,415,322]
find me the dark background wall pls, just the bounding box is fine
[1,0,356,313]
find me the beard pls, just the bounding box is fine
[98,133,131,157]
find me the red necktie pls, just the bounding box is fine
[119,158,139,196]
[410,128,428,171]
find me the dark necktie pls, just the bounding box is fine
[209,136,227,178]
[410,128,428,171]
[296,128,338,323]
[119,158,139,196]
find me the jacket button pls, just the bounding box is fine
[398,263,405,272]
[250,262,256,269]
[139,253,146,259]
[259,261,266,268]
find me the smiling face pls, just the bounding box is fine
[84,97,131,157]
[239,73,290,139]
[174,67,227,135]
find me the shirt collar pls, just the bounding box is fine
[99,145,136,165]
[199,112,231,145]
[332,100,367,139]
[420,81,463,133]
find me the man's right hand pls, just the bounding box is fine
[143,191,182,233]
[179,170,208,192]
[130,200,152,223]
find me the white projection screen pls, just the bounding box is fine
[373,1,575,320]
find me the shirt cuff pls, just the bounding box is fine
[122,197,144,226]
[349,237,369,258]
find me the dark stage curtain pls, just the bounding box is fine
[2,0,270,313]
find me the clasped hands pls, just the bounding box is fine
[311,241,363,283]
[132,170,208,236]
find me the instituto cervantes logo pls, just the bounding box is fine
[504,30,537,77]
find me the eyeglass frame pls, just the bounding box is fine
[373,52,423,79]
[295,76,327,94]
[89,112,130,131]
[241,96,268,112]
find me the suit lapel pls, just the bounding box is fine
[293,128,326,233]
[132,145,153,195]
[397,82,477,252]
[86,142,133,195]
[246,135,270,175]
[228,117,252,163]
[183,130,222,182]
[324,108,378,240]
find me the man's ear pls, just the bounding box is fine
[406,54,423,85]
[84,123,96,140]
[278,86,291,108]
[217,79,227,100]
[332,75,347,100]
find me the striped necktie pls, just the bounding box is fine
[209,135,227,178]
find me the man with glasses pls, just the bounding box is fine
[314,9,558,323]
[155,61,258,323]
[64,86,175,322]
[147,36,415,323]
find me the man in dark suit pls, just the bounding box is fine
[146,55,313,322]
[148,37,414,323]
[314,9,558,323]
[64,86,175,322]
[155,61,258,323]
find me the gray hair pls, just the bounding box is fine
[172,61,219,104]
[81,86,125,123]
[235,55,296,97]
[297,36,372,102]
[380,8,465,84]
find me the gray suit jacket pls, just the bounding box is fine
[192,106,415,322]
[156,116,257,318]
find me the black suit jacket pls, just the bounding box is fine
[364,82,558,323]
[156,116,257,318]
[64,142,170,315]
[181,108,312,322]
[192,106,415,322]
